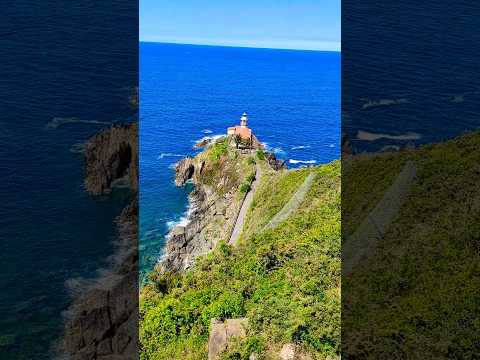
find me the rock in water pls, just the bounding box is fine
[266,152,287,170]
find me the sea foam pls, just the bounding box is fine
[357,130,421,141]
[289,159,317,164]
[158,153,184,160]
[361,98,409,110]
[46,117,111,129]
[291,145,311,150]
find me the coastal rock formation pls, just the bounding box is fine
[160,142,288,274]
[175,157,196,186]
[63,123,138,360]
[158,145,251,274]
[84,123,138,195]
[265,152,287,170]
[158,183,239,273]
[63,200,138,360]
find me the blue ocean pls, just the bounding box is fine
[342,1,480,153]
[140,42,341,277]
[0,1,137,358]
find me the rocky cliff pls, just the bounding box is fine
[62,122,138,360]
[84,123,138,195]
[157,142,251,273]
[156,140,285,274]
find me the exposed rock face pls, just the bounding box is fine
[194,138,211,148]
[158,154,243,274]
[63,123,138,360]
[158,184,240,273]
[175,157,195,186]
[279,344,297,360]
[84,123,138,194]
[266,152,287,170]
[208,318,248,360]
[251,134,263,150]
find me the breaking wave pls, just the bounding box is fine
[263,142,285,155]
[158,153,184,160]
[166,203,196,231]
[361,98,409,110]
[46,117,111,129]
[291,145,311,150]
[357,130,421,141]
[288,159,317,164]
[69,143,86,154]
[193,134,225,146]
[202,129,213,134]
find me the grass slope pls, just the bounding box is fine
[140,160,341,360]
[343,131,480,359]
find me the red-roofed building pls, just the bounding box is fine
[228,112,252,141]
[227,113,263,150]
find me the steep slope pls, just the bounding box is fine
[342,131,480,358]
[140,159,340,360]
[158,138,256,273]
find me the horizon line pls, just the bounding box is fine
[139,39,341,53]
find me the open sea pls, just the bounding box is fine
[139,42,341,277]
[0,1,137,358]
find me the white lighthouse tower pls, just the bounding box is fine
[240,112,248,127]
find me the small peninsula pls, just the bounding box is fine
[140,114,341,360]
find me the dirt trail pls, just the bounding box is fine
[228,165,262,245]
[343,160,417,275]
[265,171,317,230]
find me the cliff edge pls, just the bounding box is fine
[157,137,257,274]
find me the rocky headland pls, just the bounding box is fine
[157,136,265,274]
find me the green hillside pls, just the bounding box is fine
[343,131,480,358]
[140,159,341,360]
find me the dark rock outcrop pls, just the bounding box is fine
[62,123,138,360]
[158,155,243,274]
[175,157,195,186]
[84,123,138,195]
[266,152,287,170]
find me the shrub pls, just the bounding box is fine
[209,141,229,161]
[246,173,256,183]
[247,157,256,165]
[203,291,245,321]
[256,150,265,161]
[240,183,251,193]
[139,160,341,359]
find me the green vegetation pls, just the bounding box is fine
[239,183,251,194]
[140,161,341,359]
[247,157,256,165]
[208,140,229,162]
[197,140,253,195]
[343,131,480,358]
[256,149,265,161]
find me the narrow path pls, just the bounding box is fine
[343,160,417,275]
[228,164,262,245]
[265,171,317,230]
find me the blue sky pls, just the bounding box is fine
[140,0,340,51]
